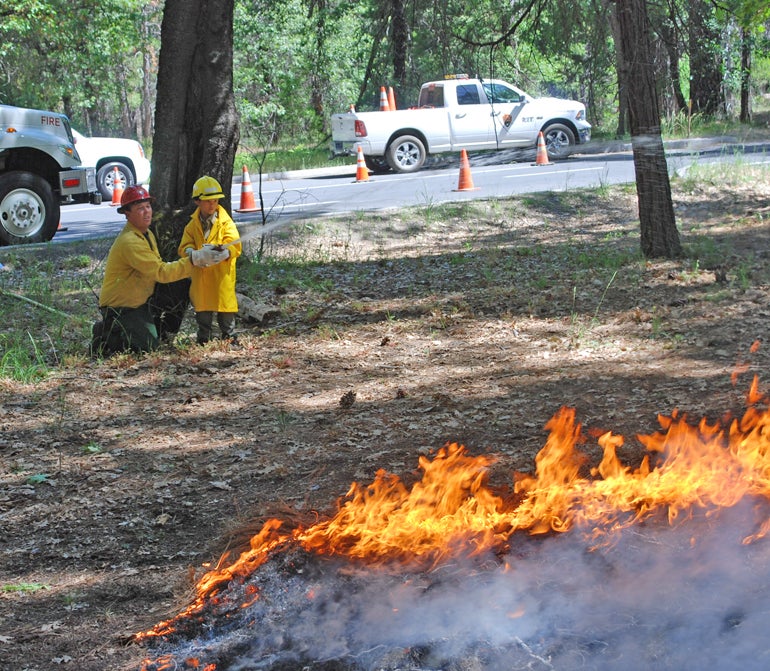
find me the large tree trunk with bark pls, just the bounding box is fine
[151,0,240,259]
[616,0,682,258]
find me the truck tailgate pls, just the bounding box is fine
[331,108,453,158]
[331,113,359,142]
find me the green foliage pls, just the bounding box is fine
[0,333,49,382]
[2,582,50,593]
[234,0,371,145]
[81,441,102,454]
[26,473,50,485]
[0,0,160,136]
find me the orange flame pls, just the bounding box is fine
[139,375,770,642]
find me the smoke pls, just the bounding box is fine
[144,499,770,671]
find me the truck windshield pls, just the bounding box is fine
[482,83,523,104]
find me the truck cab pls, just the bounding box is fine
[0,104,101,245]
[418,77,591,151]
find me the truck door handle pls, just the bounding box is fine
[455,113,467,119]
[491,111,500,116]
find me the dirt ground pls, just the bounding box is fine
[2,167,770,670]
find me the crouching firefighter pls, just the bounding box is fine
[91,185,229,356]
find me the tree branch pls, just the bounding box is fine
[453,0,544,48]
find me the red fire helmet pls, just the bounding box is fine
[118,185,155,213]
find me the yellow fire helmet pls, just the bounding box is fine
[192,175,225,201]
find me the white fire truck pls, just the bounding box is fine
[0,104,102,245]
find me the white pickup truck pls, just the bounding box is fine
[73,129,151,201]
[331,76,591,173]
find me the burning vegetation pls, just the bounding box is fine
[137,370,770,671]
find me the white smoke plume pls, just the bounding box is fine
[144,499,770,671]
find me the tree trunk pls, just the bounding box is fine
[739,28,752,123]
[656,7,687,113]
[607,1,628,137]
[391,0,409,86]
[616,0,682,258]
[139,2,160,142]
[688,0,723,116]
[357,6,390,109]
[151,0,240,259]
[141,45,155,140]
[308,0,327,128]
[117,68,133,137]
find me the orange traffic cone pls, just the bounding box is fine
[109,166,124,206]
[388,86,397,111]
[379,86,390,112]
[235,165,260,212]
[353,145,370,183]
[535,131,550,166]
[453,149,479,191]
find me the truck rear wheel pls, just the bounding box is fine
[542,123,576,160]
[0,171,60,245]
[97,161,135,201]
[386,135,426,173]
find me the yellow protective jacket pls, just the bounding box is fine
[178,205,242,312]
[100,223,193,309]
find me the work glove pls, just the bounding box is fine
[203,243,231,262]
[188,246,222,268]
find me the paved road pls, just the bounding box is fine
[55,138,770,245]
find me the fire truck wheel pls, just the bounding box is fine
[0,171,60,245]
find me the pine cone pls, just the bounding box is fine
[339,390,356,409]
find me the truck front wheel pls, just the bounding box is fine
[542,123,576,160]
[0,171,60,245]
[365,156,391,174]
[386,135,426,173]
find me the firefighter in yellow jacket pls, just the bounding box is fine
[179,176,243,345]
[94,185,228,356]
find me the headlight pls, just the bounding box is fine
[575,110,584,121]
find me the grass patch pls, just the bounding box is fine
[0,334,50,382]
[236,146,352,175]
[2,583,50,593]
[677,154,770,192]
